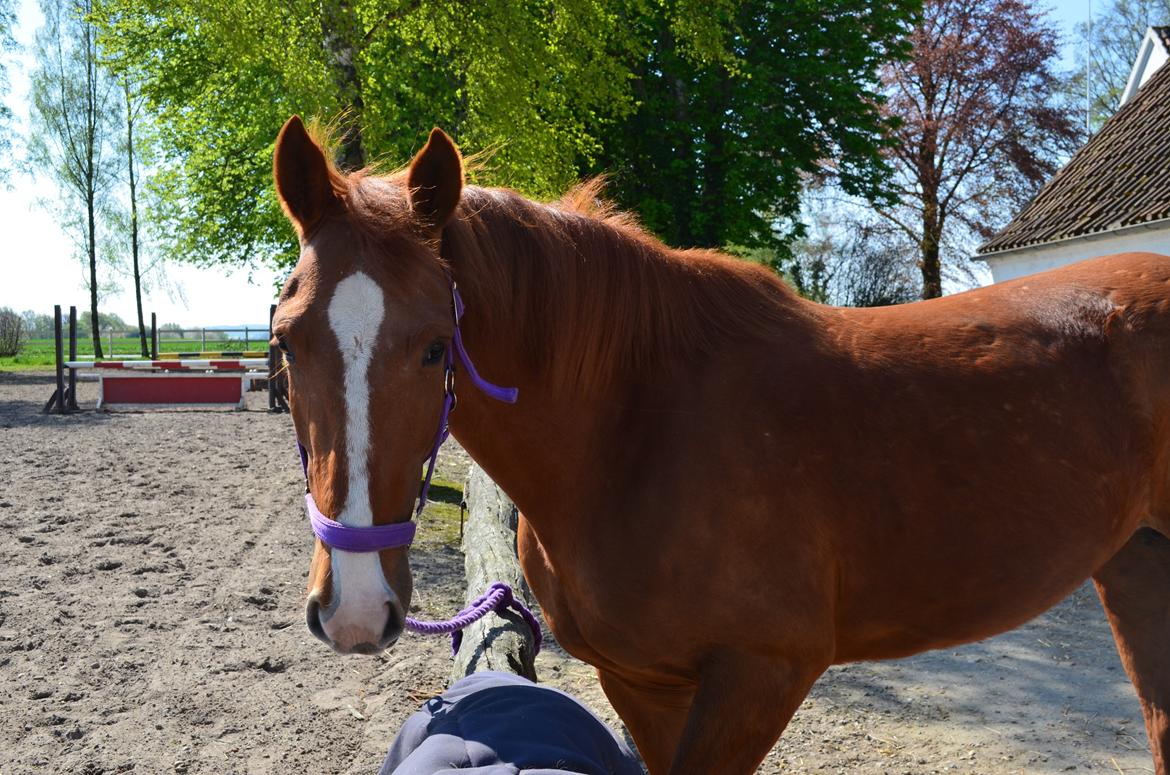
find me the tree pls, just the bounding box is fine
[91,0,921,272]
[20,310,55,339]
[78,309,127,333]
[0,1,18,179]
[119,77,148,356]
[1068,0,1170,131]
[875,0,1081,298]
[0,307,23,357]
[92,0,645,271]
[593,0,918,254]
[780,190,922,307]
[29,0,122,357]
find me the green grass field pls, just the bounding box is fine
[0,337,269,371]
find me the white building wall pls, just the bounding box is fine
[1146,44,1170,87]
[981,225,1170,283]
[1120,28,1169,105]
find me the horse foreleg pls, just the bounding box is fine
[666,650,826,775]
[597,669,692,775]
[1093,527,1170,775]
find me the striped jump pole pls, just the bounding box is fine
[66,358,270,370]
[154,351,267,360]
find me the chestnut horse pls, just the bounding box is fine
[271,116,1170,774]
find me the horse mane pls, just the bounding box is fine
[439,180,802,394]
[318,132,802,394]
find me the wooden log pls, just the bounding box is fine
[450,463,539,683]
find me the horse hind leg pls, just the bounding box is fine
[1093,527,1170,775]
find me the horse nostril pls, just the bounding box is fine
[305,596,329,645]
[382,603,404,645]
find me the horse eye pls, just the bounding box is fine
[277,336,295,364]
[422,340,445,367]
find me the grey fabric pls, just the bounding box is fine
[379,672,643,775]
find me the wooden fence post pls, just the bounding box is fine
[67,306,78,410]
[451,464,539,683]
[48,305,64,413]
[150,312,158,359]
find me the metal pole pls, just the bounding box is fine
[150,312,158,358]
[201,327,206,351]
[1086,0,1092,134]
[108,329,114,359]
[67,306,78,409]
[244,326,250,350]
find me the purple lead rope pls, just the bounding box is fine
[294,279,541,655]
[406,582,543,656]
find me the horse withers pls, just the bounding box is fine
[271,115,1170,774]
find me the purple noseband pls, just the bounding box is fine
[304,493,417,552]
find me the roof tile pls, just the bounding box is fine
[979,59,1170,254]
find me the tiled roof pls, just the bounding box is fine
[977,53,1170,255]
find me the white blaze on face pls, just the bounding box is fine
[320,271,398,649]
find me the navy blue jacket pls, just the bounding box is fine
[379,671,644,775]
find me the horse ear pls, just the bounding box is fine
[407,128,463,229]
[274,115,337,236]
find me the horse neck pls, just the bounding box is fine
[441,186,801,532]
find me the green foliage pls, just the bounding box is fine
[596,0,918,253]
[92,0,651,270]
[92,0,316,270]
[79,309,129,331]
[20,310,55,339]
[91,0,920,272]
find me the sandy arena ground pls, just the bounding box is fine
[0,370,1156,773]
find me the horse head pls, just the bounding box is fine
[271,116,464,655]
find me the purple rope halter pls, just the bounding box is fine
[294,280,540,653]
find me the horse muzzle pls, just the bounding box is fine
[306,588,404,655]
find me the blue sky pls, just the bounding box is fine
[1049,0,1094,60]
[0,1,1098,325]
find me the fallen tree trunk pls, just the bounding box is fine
[450,463,540,683]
